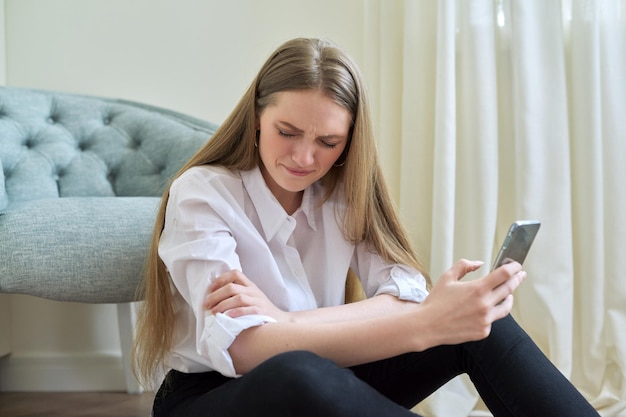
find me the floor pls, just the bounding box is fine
[0,391,155,417]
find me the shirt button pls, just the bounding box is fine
[294,269,302,277]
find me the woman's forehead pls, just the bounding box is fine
[260,90,352,134]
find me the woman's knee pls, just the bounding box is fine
[257,350,340,385]
[235,351,416,417]
[253,351,356,403]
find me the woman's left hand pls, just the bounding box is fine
[203,270,291,321]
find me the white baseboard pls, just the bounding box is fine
[0,352,126,392]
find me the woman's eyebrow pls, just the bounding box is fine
[318,134,346,142]
[277,121,303,132]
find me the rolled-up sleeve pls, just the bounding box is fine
[199,313,276,377]
[373,266,429,303]
[352,243,429,303]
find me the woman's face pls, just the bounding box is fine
[257,89,351,213]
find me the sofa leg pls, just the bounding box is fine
[116,302,143,394]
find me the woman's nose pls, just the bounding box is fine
[292,140,315,167]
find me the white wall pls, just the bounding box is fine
[0,0,5,84]
[4,0,367,123]
[0,0,369,391]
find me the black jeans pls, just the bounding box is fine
[153,315,599,417]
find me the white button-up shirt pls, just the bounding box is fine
[159,165,429,377]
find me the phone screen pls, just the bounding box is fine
[492,220,541,270]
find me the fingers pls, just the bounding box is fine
[204,284,243,312]
[481,265,525,326]
[486,263,526,306]
[209,294,259,317]
[204,270,251,311]
[488,261,523,287]
[208,269,251,292]
[204,270,274,317]
[445,259,485,282]
[490,294,515,323]
[220,305,262,318]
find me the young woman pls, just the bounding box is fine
[133,38,599,417]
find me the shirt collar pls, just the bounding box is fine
[240,166,318,241]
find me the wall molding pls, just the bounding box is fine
[0,352,126,392]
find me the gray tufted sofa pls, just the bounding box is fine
[0,86,217,392]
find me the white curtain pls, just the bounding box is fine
[364,0,626,415]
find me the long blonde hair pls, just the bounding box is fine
[133,37,430,387]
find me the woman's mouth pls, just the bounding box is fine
[284,166,312,177]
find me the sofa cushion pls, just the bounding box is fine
[0,196,160,303]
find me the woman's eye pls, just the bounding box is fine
[322,141,338,149]
[278,130,295,138]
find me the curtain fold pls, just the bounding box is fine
[568,0,626,413]
[367,0,626,415]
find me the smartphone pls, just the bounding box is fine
[491,220,541,270]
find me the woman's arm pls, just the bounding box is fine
[228,304,424,374]
[205,269,416,323]
[215,259,526,374]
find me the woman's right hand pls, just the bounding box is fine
[204,270,292,322]
[419,259,526,346]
